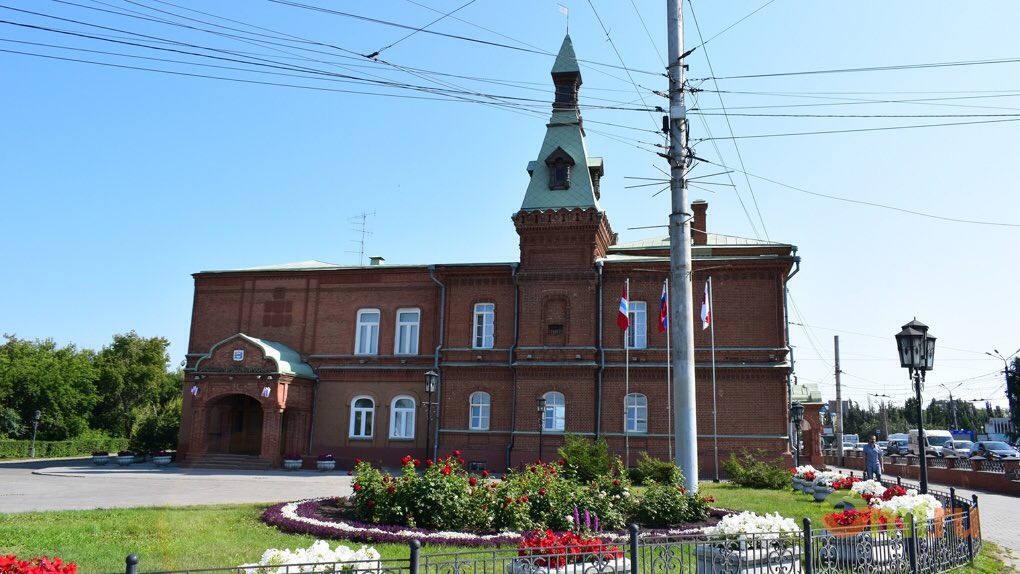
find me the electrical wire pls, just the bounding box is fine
[697,54,1020,81]
[689,0,778,50]
[366,0,477,58]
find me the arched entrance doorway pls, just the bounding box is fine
[205,394,263,455]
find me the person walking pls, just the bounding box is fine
[863,435,883,481]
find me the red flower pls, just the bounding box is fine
[413,458,421,467]
[469,477,478,486]
[538,488,547,496]
[549,468,556,475]
[354,458,362,465]
[704,495,716,503]
[558,458,566,465]
[519,495,529,503]
[481,470,490,478]
[458,458,465,466]
[613,479,621,487]
[504,497,513,504]
[426,459,434,467]
[353,484,363,492]
[366,500,375,507]
[401,455,413,466]
[387,486,396,494]
[453,449,462,457]
[440,464,452,475]
[383,476,391,483]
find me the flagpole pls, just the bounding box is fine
[624,278,630,469]
[710,276,719,482]
[665,278,672,461]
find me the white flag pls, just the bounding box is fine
[558,4,569,16]
[700,278,711,330]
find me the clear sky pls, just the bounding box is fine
[2,1,1017,411]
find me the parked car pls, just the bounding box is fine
[885,439,909,456]
[855,442,868,452]
[945,440,973,458]
[968,441,1020,459]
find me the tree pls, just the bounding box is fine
[92,332,171,438]
[1006,357,1020,436]
[0,335,98,439]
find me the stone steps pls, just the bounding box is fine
[181,453,273,470]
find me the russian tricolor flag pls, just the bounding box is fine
[658,280,668,333]
[617,281,629,331]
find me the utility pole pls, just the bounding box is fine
[834,336,844,466]
[666,0,698,492]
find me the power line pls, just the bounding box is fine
[693,112,1020,119]
[628,0,664,67]
[698,54,1020,81]
[696,116,1020,141]
[690,0,778,50]
[365,0,477,58]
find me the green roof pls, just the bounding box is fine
[792,382,823,404]
[551,35,580,75]
[197,333,316,379]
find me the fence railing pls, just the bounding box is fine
[121,493,981,574]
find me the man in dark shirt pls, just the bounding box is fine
[863,435,883,480]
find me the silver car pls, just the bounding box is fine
[945,440,972,458]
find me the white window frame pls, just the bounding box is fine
[542,391,566,432]
[625,393,648,434]
[472,303,495,349]
[355,309,380,355]
[627,301,647,349]
[469,391,491,430]
[349,396,375,438]
[394,308,420,355]
[389,396,416,439]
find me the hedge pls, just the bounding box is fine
[0,437,130,459]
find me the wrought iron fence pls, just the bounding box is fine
[123,496,981,574]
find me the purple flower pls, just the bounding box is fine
[573,506,581,528]
[584,509,591,530]
[594,515,600,533]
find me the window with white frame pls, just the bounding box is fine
[627,301,647,349]
[542,391,565,432]
[349,396,375,438]
[469,391,491,430]
[473,303,495,349]
[394,308,420,355]
[625,393,648,433]
[355,309,380,355]
[390,396,416,439]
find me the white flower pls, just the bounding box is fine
[850,479,886,498]
[566,515,575,524]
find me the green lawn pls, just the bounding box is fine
[0,485,1008,573]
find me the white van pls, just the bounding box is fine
[908,429,954,457]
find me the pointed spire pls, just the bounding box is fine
[551,34,581,76]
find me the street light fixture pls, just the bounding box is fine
[895,318,936,494]
[939,381,966,430]
[986,348,1020,429]
[790,401,805,468]
[536,396,547,463]
[424,370,439,462]
[30,410,41,458]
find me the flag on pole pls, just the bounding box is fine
[617,282,629,330]
[700,278,712,330]
[658,280,668,333]
[557,4,569,15]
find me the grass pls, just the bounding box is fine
[0,485,1010,574]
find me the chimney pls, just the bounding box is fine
[369,256,385,266]
[691,200,708,245]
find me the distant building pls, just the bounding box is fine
[177,36,801,471]
[985,417,1014,439]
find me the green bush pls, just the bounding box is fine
[632,452,683,486]
[0,430,128,459]
[129,399,181,454]
[558,434,613,483]
[722,449,792,490]
[634,482,710,527]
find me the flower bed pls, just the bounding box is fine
[240,540,380,574]
[0,555,77,574]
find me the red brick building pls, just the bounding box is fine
[178,36,800,472]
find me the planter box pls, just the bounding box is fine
[283,459,303,470]
[792,477,804,492]
[91,455,110,466]
[817,531,905,567]
[116,455,134,466]
[316,460,336,472]
[507,557,630,574]
[153,455,172,466]
[695,543,800,574]
[813,486,834,501]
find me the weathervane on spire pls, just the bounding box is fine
[558,4,569,34]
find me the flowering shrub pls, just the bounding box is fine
[822,508,905,533]
[831,476,861,490]
[239,540,380,574]
[722,450,791,490]
[791,465,816,479]
[0,555,77,574]
[801,471,816,481]
[517,529,622,568]
[811,471,843,488]
[850,479,885,499]
[872,492,943,523]
[317,453,335,462]
[634,483,710,527]
[703,512,800,549]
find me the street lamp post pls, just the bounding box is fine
[424,370,438,462]
[790,402,805,468]
[895,318,936,494]
[536,397,547,463]
[986,348,1020,430]
[29,410,41,458]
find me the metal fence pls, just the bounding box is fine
[123,496,981,574]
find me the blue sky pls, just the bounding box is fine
[2,1,1017,411]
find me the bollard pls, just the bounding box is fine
[802,518,814,574]
[409,540,420,574]
[124,554,138,574]
[907,514,919,574]
[628,524,639,574]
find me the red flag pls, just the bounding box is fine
[658,280,668,333]
[700,278,712,330]
[617,282,629,330]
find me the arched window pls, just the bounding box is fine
[349,396,375,438]
[625,393,648,434]
[469,391,491,430]
[390,396,416,439]
[542,391,565,432]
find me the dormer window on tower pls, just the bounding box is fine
[545,147,575,190]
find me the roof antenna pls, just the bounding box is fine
[347,211,375,266]
[558,4,569,34]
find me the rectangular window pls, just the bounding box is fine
[395,308,420,355]
[473,303,495,349]
[355,309,380,355]
[627,301,647,349]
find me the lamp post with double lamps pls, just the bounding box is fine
[536,396,547,463]
[986,348,1020,425]
[790,402,805,468]
[424,370,438,462]
[895,318,936,494]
